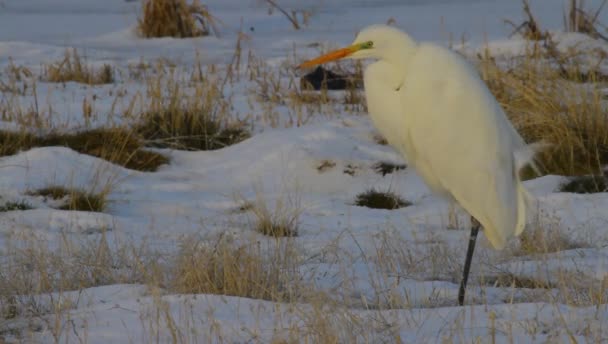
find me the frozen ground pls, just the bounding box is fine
[1,0,608,343]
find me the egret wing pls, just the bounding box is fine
[399,44,523,249]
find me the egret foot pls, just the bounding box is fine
[457,216,481,306]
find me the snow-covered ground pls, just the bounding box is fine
[1,0,608,343]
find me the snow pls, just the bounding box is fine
[1,0,608,342]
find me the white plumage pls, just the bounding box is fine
[298,24,538,304]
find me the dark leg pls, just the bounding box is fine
[458,217,481,306]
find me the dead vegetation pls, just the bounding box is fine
[373,161,407,176]
[0,232,310,340]
[486,273,555,290]
[559,174,607,193]
[0,234,165,344]
[263,0,312,30]
[316,159,337,173]
[515,217,585,256]
[248,51,366,126]
[373,224,601,309]
[372,230,464,306]
[0,60,33,95]
[372,134,389,145]
[564,0,608,41]
[507,0,607,41]
[244,189,302,237]
[27,186,108,212]
[491,3,608,182]
[171,235,303,301]
[478,45,608,176]
[504,0,548,40]
[0,200,33,212]
[0,128,168,172]
[137,72,250,150]
[138,0,219,38]
[0,234,142,303]
[354,189,410,210]
[43,49,114,85]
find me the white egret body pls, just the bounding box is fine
[299,25,536,305]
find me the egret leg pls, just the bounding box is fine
[457,217,481,306]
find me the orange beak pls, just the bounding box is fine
[297,45,359,69]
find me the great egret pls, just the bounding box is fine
[298,25,537,305]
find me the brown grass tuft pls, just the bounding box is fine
[559,174,607,193]
[0,233,145,297]
[28,186,108,212]
[0,128,168,172]
[247,191,301,238]
[486,273,555,289]
[171,235,302,301]
[138,109,249,151]
[373,161,406,176]
[0,130,37,157]
[263,0,312,30]
[516,221,584,256]
[137,75,249,150]
[1,59,33,95]
[564,0,608,40]
[0,200,33,212]
[372,134,388,145]
[354,189,410,210]
[43,49,114,85]
[479,45,608,176]
[504,0,548,40]
[138,0,219,38]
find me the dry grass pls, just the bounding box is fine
[137,73,250,150]
[0,235,169,343]
[478,44,608,176]
[0,130,36,157]
[486,273,555,289]
[354,189,410,210]
[559,174,607,193]
[504,0,548,40]
[374,231,463,283]
[0,232,314,341]
[171,235,304,301]
[138,0,219,38]
[371,224,601,310]
[27,186,108,212]
[8,237,129,293]
[515,216,584,256]
[0,128,168,172]
[564,0,608,40]
[490,0,608,177]
[372,133,389,145]
[138,109,249,151]
[317,159,336,173]
[0,200,33,212]
[0,234,151,319]
[373,161,407,176]
[263,0,312,30]
[507,0,607,41]
[43,48,114,85]
[247,52,366,127]
[246,189,302,237]
[1,59,33,95]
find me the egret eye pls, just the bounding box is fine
[361,41,374,49]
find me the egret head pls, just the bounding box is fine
[298,25,416,69]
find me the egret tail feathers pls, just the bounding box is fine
[513,141,545,237]
[514,141,550,176]
[516,181,538,236]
